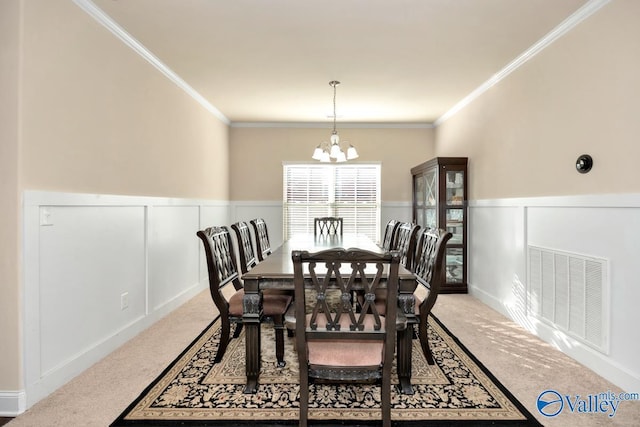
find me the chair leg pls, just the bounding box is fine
[418,321,435,365]
[381,371,391,427]
[299,372,309,427]
[233,322,243,338]
[273,315,286,368]
[215,317,231,364]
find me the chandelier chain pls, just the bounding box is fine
[331,80,339,134]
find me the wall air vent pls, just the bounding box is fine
[527,246,609,354]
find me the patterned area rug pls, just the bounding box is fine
[112,315,542,426]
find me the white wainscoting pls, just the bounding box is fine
[18,196,410,412]
[469,193,640,393]
[22,191,230,410]
[19,192,639,411]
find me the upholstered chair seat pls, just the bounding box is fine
[306,314,386,367]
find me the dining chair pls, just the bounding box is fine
[231,221,258,274]
[358,222,420,314]
[381,219,400,250]
[250,218,272,262]
[412,228,452,364]
[234,220,295,335]
[197,226,291,367]
[313,216,343,236]
[291,248,403,427]
[392,222,421,271]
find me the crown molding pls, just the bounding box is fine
[74,0,609,129]
[73,0,230,125]
[230,122,434,129]
[435,0,611,126]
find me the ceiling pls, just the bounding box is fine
[88,0,590,125]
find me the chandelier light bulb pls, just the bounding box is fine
[346,144,359,160]
[329,142,342,158]
[312,145,324,161]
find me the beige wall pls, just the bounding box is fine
[435,0,640,200]
[1,0,230,393]
[21,0,229,199]
[229,127,434,202]
[0,0,22,391]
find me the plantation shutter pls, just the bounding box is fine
[283,164,381,241]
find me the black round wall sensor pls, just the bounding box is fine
[575,154,593,174]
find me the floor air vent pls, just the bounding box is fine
[527,246,609,354]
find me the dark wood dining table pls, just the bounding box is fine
[241,233,417,395]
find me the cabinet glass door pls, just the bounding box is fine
[424,170,437,228]
[446,247,464,283]
[444,169,465,285]
[446,171,464,206]
[425,170,437,207]
[415,174,425,206]
[446,208,464,244]
[445,170,464,244]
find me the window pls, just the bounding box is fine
[283,163,381,241]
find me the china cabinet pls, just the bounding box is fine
[411,157,468,293]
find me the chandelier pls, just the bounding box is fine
[312,81,359,162]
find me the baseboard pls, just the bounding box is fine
[0,390,26,417]
[469,284,640,393]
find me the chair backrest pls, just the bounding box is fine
[413,228,452,312]
[196,226,243,314]
[250,218,272,262]
[391,222,420,271]
[292,247,399,427]
[314,216,343,236]
[381,219,400,250]
[231,221,257,274]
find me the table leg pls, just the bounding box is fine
[396,327,414,395]
[242,283,262,394]
[397,288,415,395]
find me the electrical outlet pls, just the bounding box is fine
[120,292,129,310]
